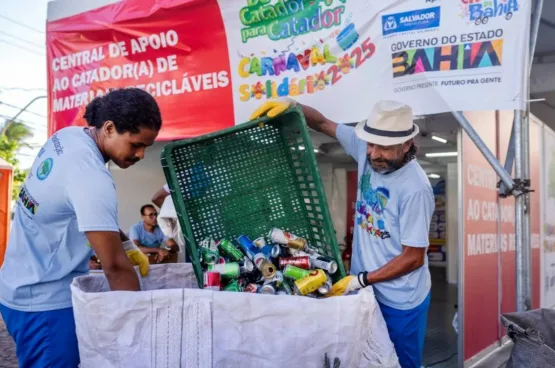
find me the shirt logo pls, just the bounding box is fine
[18,185,39,215]
[357,171,391,239]
[37,158,53,181]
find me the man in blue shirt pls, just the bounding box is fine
[0,88,161,367]
[252,100,434,368]
[129,204,178,263]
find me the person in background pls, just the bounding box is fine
[130,204,179,263]
[152,183,170,208]
[0,88,160,367]
[251,99,434,368]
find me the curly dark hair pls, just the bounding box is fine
[403,141,418,164]
[84,88,162,134]
[140,204,156,215]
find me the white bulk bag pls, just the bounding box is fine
[71,264,399,368]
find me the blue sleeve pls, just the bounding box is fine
[67,168,119,233]
[336,124,365,162]
[129,224,140,242]
[399,190,435,247]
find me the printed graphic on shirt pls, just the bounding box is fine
[36,158,53,181]
[356,170,391,239]
[18,185,39,216]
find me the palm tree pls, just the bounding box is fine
[0,119,34,199]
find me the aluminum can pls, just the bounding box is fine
[317,277,333,295]
[237,235,259,260]
[223,280,242,292]
[239,259,254,274]
[203,271,221,291]
[271,244,285,259]
[244,283,259,293]
[208,263,240,279]
[259,245,275,259]
[253,237,267,249]
[200,247,219,265]
[200,237,218,251]
[283,265,311,280]
[268,228,308,251]
[279,279,294,295]
[253,253,277,279]
[309,254,339,274]
[279,256,310,270]
[259,282,276,295]
[294,269,327,296]
[218,239,244,262]
[267,271,284,286]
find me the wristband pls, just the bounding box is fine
[358,271,371,287]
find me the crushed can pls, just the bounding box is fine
[309,253,339,274]
[223,279,242,292]
[279,256,310,270]
[253,253,276,279]
[271,244,286,259]
[253,237,267,249]
[317,275,333,295]
[218,239,244,262]
[283,265,311,280]
[200,246,219,265]
[267,271,284,286]
[279,279,294,295]
[208,263,240,279]
[244,283,259,293]
[259,282,277,295]
[200,237,218,251]
[239,259,254,274]
[268,228,308,251]
[237,235,259,260]
[294,269,327,296]
[259,245,275,259]
[203,271,221,291]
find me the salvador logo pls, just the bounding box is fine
[37,158,53,181]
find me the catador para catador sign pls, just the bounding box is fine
[47,0,531,139]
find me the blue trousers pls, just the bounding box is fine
[0,303,80,368]
[378,293,431,368]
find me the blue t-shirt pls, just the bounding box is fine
[129,221,167,248]
[337,124,434,310]
[0,127,119,312]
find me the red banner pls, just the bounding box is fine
[462,110,499,361]
[47,0,234,140]
[462,111,542,360]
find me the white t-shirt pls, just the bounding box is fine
[0,127,119,312]
[336,124,434,310]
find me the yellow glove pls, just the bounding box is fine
[249,99,294,120]
[123,240,150,277]
[326,274,367,297]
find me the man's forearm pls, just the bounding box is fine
[119,230,129,242]
[104,263,140,291]
[366,252,424,285]
[138,245,158,254]
[299,104,338,138]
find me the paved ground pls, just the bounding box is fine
[0,315,17,368]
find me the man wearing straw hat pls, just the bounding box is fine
[251,100,434,368]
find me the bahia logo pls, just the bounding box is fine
[382,6,440,36]
[460,0,518,25]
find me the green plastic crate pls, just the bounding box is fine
[161,107,346,288]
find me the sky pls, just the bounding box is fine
[0,0,49,169]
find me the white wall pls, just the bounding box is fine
[110,142,167,234]
[318,161,348,245]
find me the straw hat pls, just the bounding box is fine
[355,100,419,146]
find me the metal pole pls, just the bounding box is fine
[0,95,47,135]
[514,109,526,312]
[499,117,515,196]
[452,111,516,192]
[518,0,544,311]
